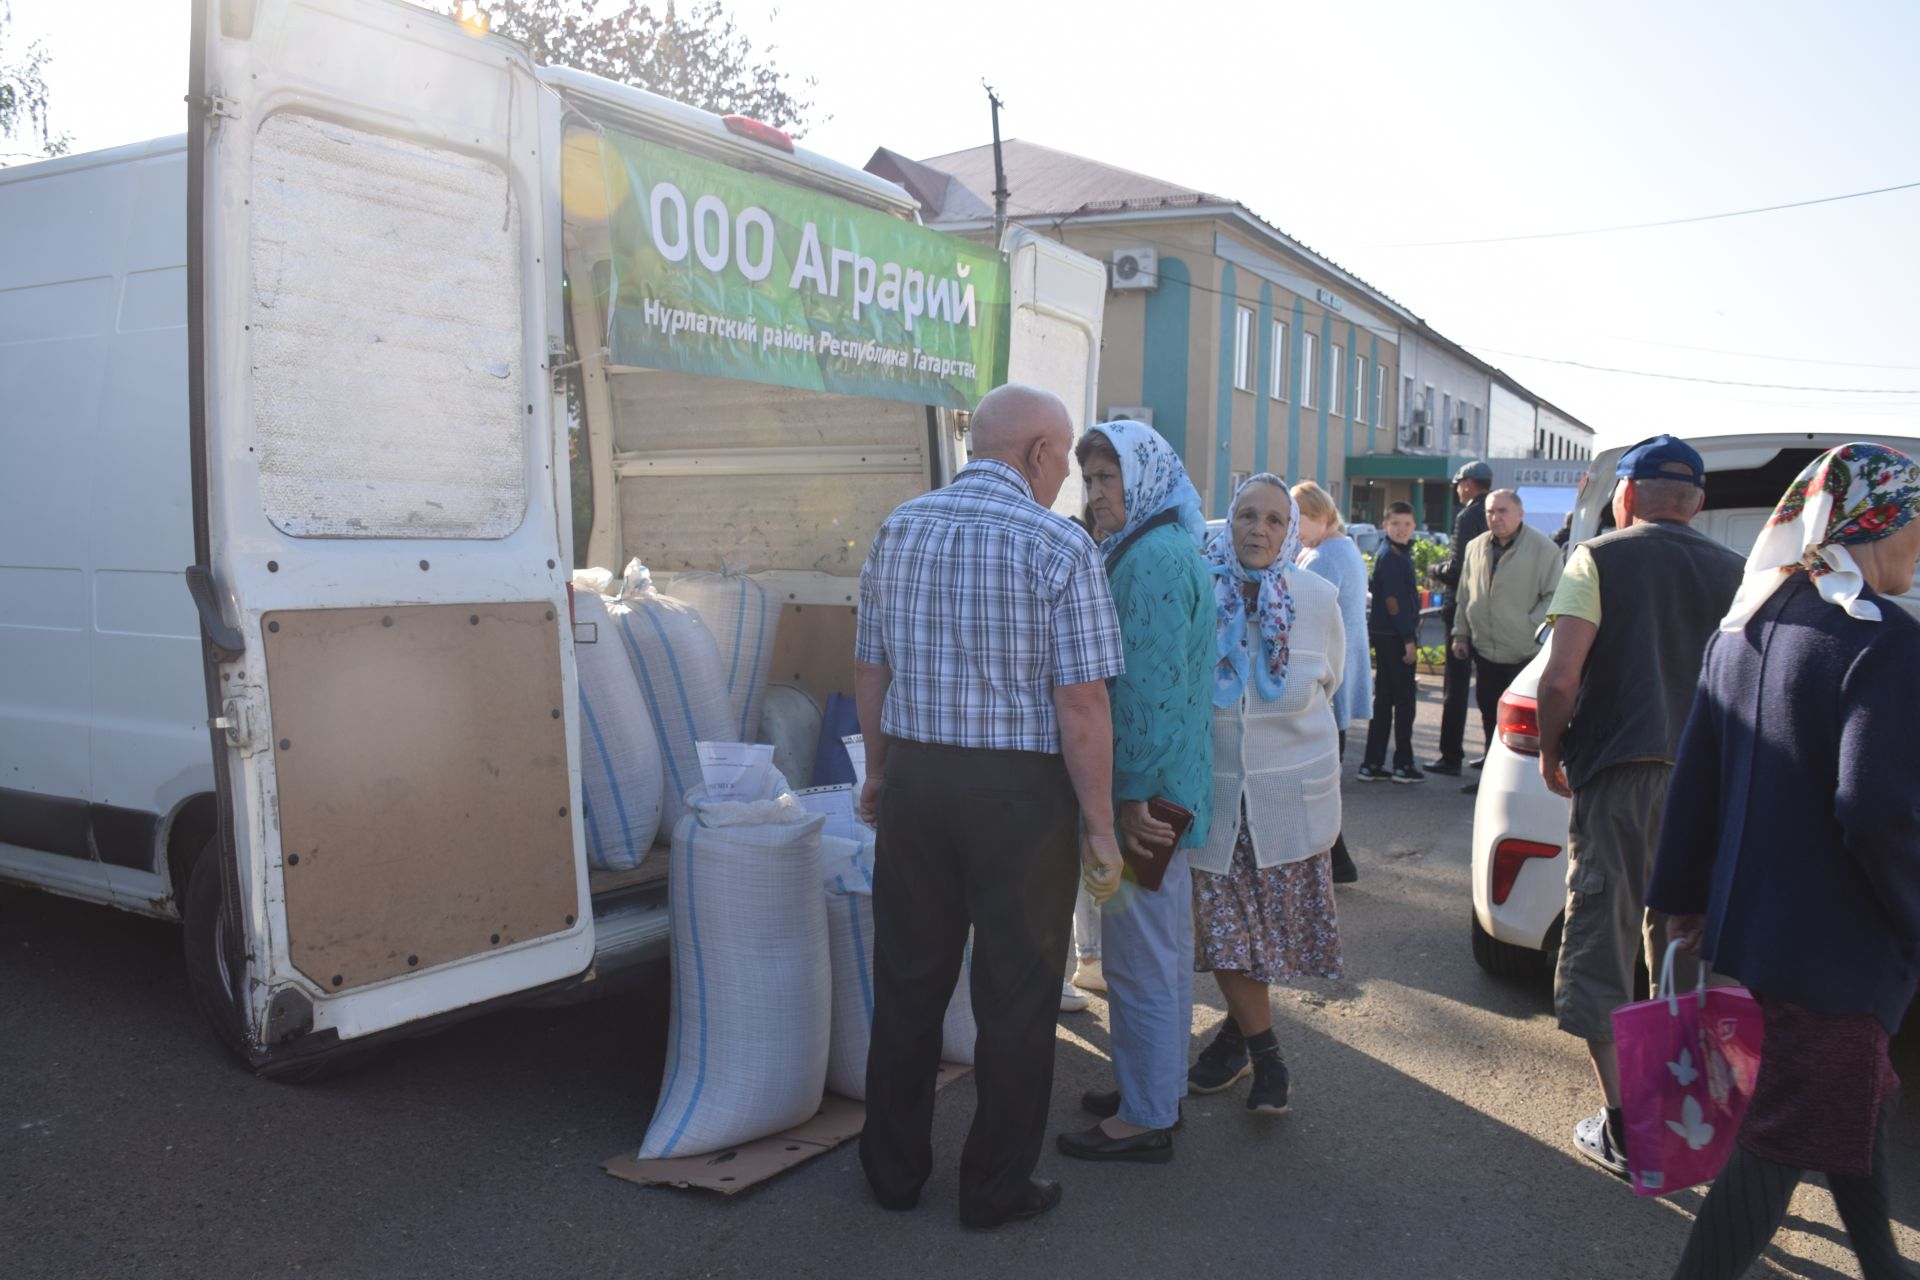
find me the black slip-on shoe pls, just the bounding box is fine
[1080,1090,1184,1128]
[1423,757,1463,776]
[1330,844,1360,884]
[1056,1123,1174,1164]
[961,1177,1063,1230]
[1460,782,1479,795]
[1469,755,1487,770]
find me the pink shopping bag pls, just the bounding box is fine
[1611,940,1765,1197]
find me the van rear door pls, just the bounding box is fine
[187,0,589,1062]
[1003,227,1107,519]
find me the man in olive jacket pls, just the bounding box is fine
[1451,489,1562,792]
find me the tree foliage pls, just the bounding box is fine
[0,2,67,162]
[456,0,819,135]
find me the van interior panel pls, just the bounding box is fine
[763,605,859,712]
[263,602,579,991]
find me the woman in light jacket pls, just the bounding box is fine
[1292,480,1369,884]
[1188,474,1346,1114]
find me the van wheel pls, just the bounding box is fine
[182,839,253,1064]
[1471,911,1546,980]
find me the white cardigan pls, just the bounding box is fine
[1190,567,1347,875]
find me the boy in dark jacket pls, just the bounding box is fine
[1360,503,1423,783]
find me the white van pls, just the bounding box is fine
[0,0,1104,1075]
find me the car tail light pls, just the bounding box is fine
[723,115,795,153]
[1497,690,1541,756]
[1491,838,1560,905]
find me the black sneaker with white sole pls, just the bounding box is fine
[1391,766,1426,784]
[1356,763,1391,782]
[1187,1019,1250,1094]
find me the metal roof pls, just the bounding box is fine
[913,139,1230,218]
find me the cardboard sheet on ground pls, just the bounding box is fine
[604,1063,970,1194]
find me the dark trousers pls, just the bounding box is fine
[1437,606,1472,763]
[1472,655,1528,755]
[861,739,1080,1224]
[1363,637,1417,769]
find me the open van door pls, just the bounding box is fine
[1003,226,1106,519]
[186,0,589,1071]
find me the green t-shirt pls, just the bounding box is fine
[1546,543,1602,626]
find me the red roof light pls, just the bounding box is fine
[723,115,794,153]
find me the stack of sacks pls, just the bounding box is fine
[568,570,664,872]
[664,567,780,744]
[821,826,878,1099]
[607,560,732,833]
[637,770,830,1160]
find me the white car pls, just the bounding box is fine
[1469,431,1920,978]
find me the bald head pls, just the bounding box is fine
[970,383,1074,507]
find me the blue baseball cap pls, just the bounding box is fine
[1616,434,1706,488]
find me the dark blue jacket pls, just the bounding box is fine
[1647,572,1920,1032]
[1368,539,1419,642]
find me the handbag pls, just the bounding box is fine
[1611,939,1765,1197]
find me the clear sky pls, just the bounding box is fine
[11,0,1916,451]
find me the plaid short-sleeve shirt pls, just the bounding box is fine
[856,459,1125,753]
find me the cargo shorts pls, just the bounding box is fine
[1552,761,1702,1042]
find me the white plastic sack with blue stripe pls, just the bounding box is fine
[638,781,830,1160]
[610,561,733,835]
[821,829,878,1099]
[568,571,663,872]
[665,568,779,744]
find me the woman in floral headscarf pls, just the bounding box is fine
[1054,420,1214,1166]
[1184,474,1347,1116]
[1650,443,1920,1280]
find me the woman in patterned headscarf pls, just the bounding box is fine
[1184,474,1347,1117]
[1651,442,1920,1280]
[1054,420,1214,1165]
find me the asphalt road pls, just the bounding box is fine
[4,675,1915,1279]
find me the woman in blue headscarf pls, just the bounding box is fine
[1054,421,1214,1166]
[1184,474,1347,1116]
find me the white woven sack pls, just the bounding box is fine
[941,934,977,1066]
[757,684,822,789]
[638,782,830,1160]
[610,561,734,834]
[821,830,878,1099]
[665,568,780,744]
[569,573,664,871]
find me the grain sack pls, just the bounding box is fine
[664,567,779,744]
[756,684,822,791]
[569,572,665,872]
[609,560,733,833]
[942,934,977,1066]
[821,829,878,1100]
[638,780,830,1160]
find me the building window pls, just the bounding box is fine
[1329,343,1344,416]
[1270,320,1289,400]
[1353,354,1367,423]
[1470,405,1482,449]
[1233,306,1254,392]
[1403,375,1415,426]
[1301,332,1319,408]
[1441,392,1453,439]
[1423,384,1435,428]
[1374,366,1387,429]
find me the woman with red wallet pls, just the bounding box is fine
[1185,474,1347,1115]
[1054,421,1215,1166]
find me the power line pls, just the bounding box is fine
[1382,179,1920,247]
[1460,345,1920,394]
[1578,333,1920,373]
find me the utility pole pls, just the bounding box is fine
[983,81,1008,248]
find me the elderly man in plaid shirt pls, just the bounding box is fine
[855,383,1126,1230]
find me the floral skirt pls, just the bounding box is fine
[1192,813,1343,985]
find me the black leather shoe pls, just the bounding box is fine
[1056,1122,1174,1164]
[1469,755,1487,770]
[1423,757,1463,776]
[962,1177,1063,1229]
[1080,1090,1184,1128]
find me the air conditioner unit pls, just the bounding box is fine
[1109,247,1158,290]
[1104,406,1154,425]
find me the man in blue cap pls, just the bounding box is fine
[1534,435,1744,1180]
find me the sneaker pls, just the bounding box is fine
[1060,979,1089,1013]
[1187,1019,1251,1094]
[1246,1045,1291,1115]
[1573,1110,1630,1179]
[1072,959,1106,993]
[1391,766,1426,784]
[1423,757,1463,777]
[1356,763,1392,783]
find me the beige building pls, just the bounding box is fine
[868,141,1406,518]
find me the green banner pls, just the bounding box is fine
[597,131,1009,409]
